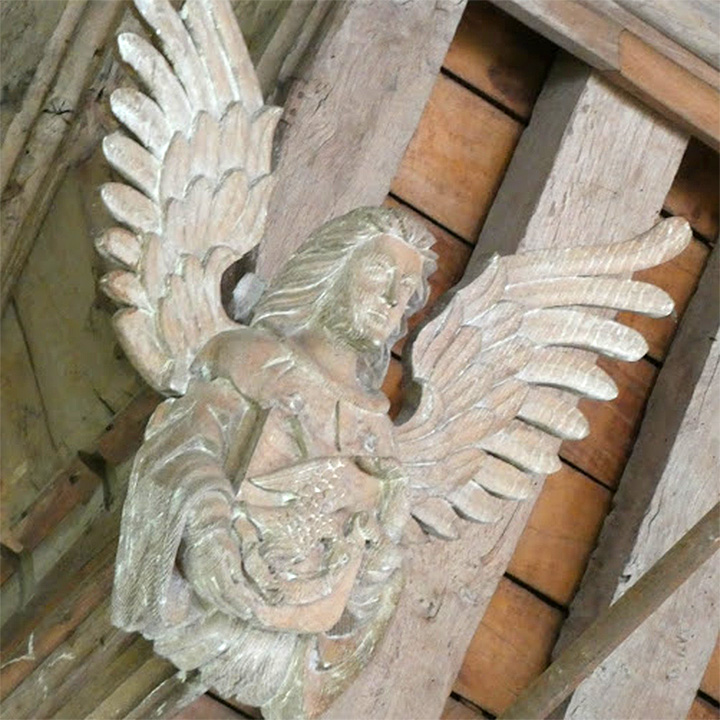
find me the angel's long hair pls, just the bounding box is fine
[251,206,437,389]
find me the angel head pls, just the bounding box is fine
[251,207,437,388]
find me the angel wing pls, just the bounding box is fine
[96,0,281,395]
[395,217,691,540]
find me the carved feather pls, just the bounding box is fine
[398,217,692,540]
[99,0,281,395]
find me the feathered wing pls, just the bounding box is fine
[395,218,691,540]
[97,0,281,395]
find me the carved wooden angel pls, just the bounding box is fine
[98,0,692,717]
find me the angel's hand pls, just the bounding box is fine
[181,493,258,620]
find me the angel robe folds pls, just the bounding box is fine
[112,326,407,711]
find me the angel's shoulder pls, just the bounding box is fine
[193,326,293,396]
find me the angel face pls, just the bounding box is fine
[343,234,426,350]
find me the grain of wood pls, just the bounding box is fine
[9,458,102,556]
[0,303,59,537]
[391,74,522,242]
[507,464,612,606]
[665,138,720,242]
[586,0,720,88]
[95,387,162,466]
[702,638,720,702]
[442,1,555,120]
[0,600,129,720]
[444,53,685,718]
[0,542,116,699]
[0,484,107,626]
[560,356,657,488]
[88,654,177,720]
[559,249,720,720]
[54,635,156,719]
[618,237,709,361]
[257,0,468,279]
[614,30,720,151]
[454,578,564,717]
[688,697,720,720]
[24,621,131,720]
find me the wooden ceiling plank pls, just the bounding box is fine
[556,248,720,719]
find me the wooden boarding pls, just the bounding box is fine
[390,73,523,241]
[507,464,611,606]
[455,578,564,716]
[618,238,709,362]
[1,4,716,716]
[0,0,125,312]
[664,138,719,243]
[556,250,720,719]
[0,304,59,541]
[489,0,720,150]
[0,0,334,533]
[441,697,486,720]
[613,0,719,70]
[702,640,720,702]
[173,695,248,720]
[688,697,720,720]
[560,356,657,489]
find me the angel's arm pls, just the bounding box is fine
[127,377,266,619]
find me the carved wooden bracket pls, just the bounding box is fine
[98,0,693,717]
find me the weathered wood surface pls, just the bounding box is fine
[553,248,720,720]
[615,0,719,70]
[490,0,720,149]
[172,695,248,720]
[442,697,486,720]
[325,53,687,720]
[688,696,720,720]
[257,0,468,279]
[702,639,720,702]
[502,503,720,720]
[0,303,59,546]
